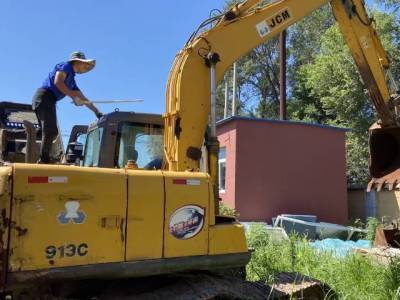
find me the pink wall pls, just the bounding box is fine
[217,118,348,225]
[217,121,237,209]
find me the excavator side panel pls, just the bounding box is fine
[0,166,12,289]
[163,172,209,258]
[126,170,164,260]
[8,164,127,271]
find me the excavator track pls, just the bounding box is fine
[12,273,272,300]
[97,274,270,300]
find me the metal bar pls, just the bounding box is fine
[280,30,287,120]
[90,100,144,104]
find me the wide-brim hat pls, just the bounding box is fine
[69,51,96,72]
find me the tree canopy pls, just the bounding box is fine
[216,0,400,185]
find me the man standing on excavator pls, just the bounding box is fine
[32,51,103,164]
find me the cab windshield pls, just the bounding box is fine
[116,123,163,169]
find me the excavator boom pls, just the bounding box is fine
[164,0,394,182]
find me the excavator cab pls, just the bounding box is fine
[81,111,164,169]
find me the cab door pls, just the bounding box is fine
[9,164,127,271]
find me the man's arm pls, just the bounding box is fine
[54,71,102,118]
[54,71,80,98]
[74,91,103,118]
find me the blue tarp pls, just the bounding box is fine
[311,238,371,257]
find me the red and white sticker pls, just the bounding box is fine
[173,179,201,186]
[28,176,68,184]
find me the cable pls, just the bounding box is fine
[209,9,222,18]
[185,13,225,47]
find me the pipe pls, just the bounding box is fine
[207,52,221,214]
[210,61,217,137]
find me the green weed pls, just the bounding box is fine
[246,224,400,299]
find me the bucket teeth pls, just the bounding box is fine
[367,181,374,192]
[387,181,395,191]
[368,169,400,191]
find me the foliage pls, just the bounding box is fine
[375,0,400,12]
[219,202,239,217]
[366,217,380,242]
[215,1,400,185]
[246,224,400,299]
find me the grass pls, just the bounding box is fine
[245,224,400,299]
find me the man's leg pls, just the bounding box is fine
[35,103,58,163]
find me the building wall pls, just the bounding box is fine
[372,190,400,222]
[347,188,400,223]
[217,121,237,210]
[348,188,367,222]
[218,118,348,224]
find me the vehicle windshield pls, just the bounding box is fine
[117,123,163,169]
[83,127,103,167]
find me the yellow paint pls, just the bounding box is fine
[4,164,249,275]
[0,166,12,266]
[209,224,248,255]
[126,170,164,260]
[9,164,127,271]
[163,172,209,258]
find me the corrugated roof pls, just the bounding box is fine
[217,116,349,132]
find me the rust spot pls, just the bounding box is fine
[13,195,34,203]
[0,212,8,290]
[10,221,28,237]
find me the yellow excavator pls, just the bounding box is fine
[0,0,398,298]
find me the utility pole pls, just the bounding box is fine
[224,76,229,119]
[232,62,238,116]
[280,30,287,120]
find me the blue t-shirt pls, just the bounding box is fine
[41,61,79,101]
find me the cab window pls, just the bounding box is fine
[83,127,103,167]
[116,123,163,169]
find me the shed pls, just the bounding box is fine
[217,117,348,224]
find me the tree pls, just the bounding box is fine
[215,1,400,184]
[296,10,400,184]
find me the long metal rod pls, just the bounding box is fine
[280,30,287,120]
[90,100,144,104]
[210,62,217,137]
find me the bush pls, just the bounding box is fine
[219,202,238,218]
[246,224,400,299]
[366,217,380,242]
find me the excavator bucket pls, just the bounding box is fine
[368,122,400,191]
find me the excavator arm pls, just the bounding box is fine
[164,0,397,189]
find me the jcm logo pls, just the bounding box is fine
[256,8,292,38]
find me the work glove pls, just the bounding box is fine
[95,111,103,119]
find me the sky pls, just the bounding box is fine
[0,0,226,140]
[0,0,378,143]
